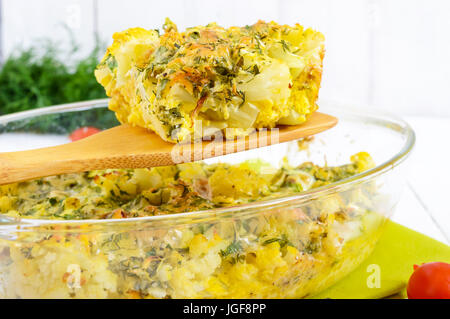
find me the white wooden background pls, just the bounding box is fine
[0,0,449,242]
[1,0,450,116]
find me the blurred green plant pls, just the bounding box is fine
[0,41,120,134]
[0,42,107,115]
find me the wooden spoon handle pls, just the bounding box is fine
[0,125,174,184]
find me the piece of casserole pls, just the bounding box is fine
[95,19,325,143]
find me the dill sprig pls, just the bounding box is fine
[0,42,106,115]
[0,41,120,133]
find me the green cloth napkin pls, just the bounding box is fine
[312,220,450,299]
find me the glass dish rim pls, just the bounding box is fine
[0,99,416,229]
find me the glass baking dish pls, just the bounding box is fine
[0,99,414,299]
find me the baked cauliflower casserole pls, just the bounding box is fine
[0,20,388,300]
[95,19,325,142]
[0,151,385,298]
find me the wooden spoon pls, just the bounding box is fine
[0,112,337,185]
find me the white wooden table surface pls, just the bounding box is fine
[0,116,448,245]
[391,116,449,245]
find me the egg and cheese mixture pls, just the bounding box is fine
[95,19,324,142]
[0,152,385,299]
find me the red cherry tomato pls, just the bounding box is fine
[407,262,450,299]
[69,127,101,142]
